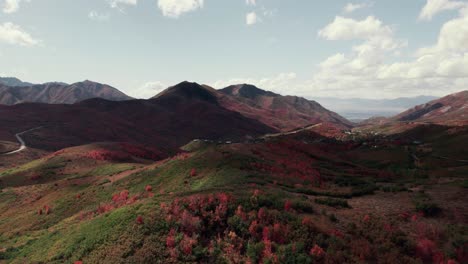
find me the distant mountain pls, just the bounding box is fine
[0,77,34,87]
[0,80,132,105]
[314,96,438,120]
[393,90,467,126]
[219,84,353,131]
[0,81,275,152]
[356,90,468,133]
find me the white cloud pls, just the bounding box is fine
[246,11,259,25]
[246,0,256,6]
[0,22,39,46]
[132,81,168,98]
[89,11,111,21]
[318,16,406,54]
[342,2,372,13]
[3,0,20,13]
[419,0,467,20]
[157,0,204,18]
[303,4,468,99]
[107,0,137,10]
[2,0,31,14]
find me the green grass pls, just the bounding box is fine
[2,203,147,263]
[0,157,68,187]
[86,163,137,177]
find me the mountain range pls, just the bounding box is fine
[0,82,277,152]
[0,79,132,105]
[0,80,355,152]
[0,77,467,154]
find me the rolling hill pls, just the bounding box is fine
[0,80,132,105]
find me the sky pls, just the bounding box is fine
[0,0,467,99]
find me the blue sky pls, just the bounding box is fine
[0,0,467,99]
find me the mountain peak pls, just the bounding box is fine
[152,81,218,103]
[0,76,34,87]
[220,84,279,99]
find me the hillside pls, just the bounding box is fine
[0,82,275,153]
[220,84,353,131]
[0,124,466,263]
[0,80,132,105]
[355,91,468,134]
[394,90,468,126]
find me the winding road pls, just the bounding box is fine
[2,127,42,155]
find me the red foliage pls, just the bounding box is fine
[112,190,129,204]
[271,223,288,244]
[85,150,130,161]
[363,215,370,222]
[74,261,83,264]
[249,220,260,238]
[43,205,51,215]
[166,229,176,248]
[262,239,277,262]
[94,190,140,216]
[284,200,292,212]
[330,229,344,238]
[310,244,325,258]
[190,168,197,177]
[119,142,162,160]
[262,226,270,241]
[415,238,437,263]
[249,140,325,186]
[180,234,197,255]
[145,185,152,192]
[180,210,202,235]
[162,193,232,230]
[235,205,247,221]
[136,215,144,225]
[257,208,267,221]
[252,189,261,197]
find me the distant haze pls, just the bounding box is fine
[313,96,438,120]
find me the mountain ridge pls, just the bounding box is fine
[219,83,353,131]
[0,80,132,105]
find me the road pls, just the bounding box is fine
[2,127,42,155]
